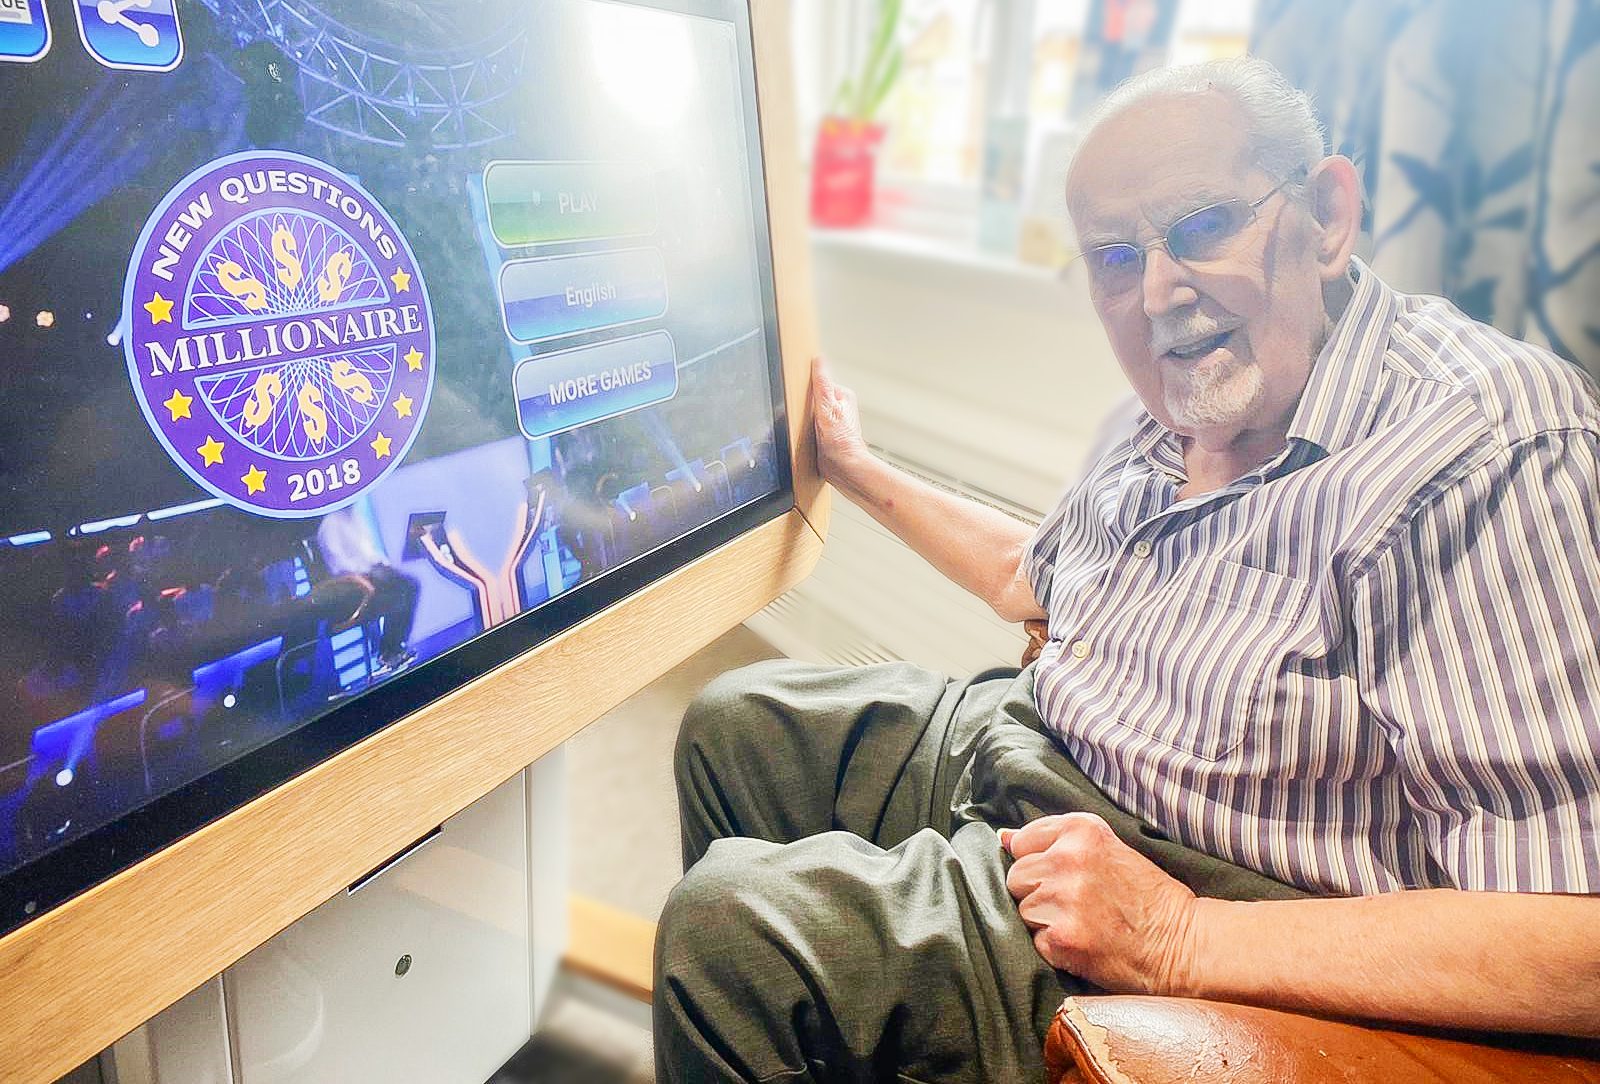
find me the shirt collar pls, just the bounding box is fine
[1130,410,1186,477]
[1128,257,1398,476]
[1283,257,1398,456]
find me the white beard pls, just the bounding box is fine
[1163,350,1265,431]
[1148,310,1269,433]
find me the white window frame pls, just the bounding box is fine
[799,0,1043,248]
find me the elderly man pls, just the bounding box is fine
[654,57,1600,1082]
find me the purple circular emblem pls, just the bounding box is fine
[123,150,435,518]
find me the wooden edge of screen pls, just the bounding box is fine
[0,5,823,1079]
[755,0,831,546]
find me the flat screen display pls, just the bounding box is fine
[0,0,790,932]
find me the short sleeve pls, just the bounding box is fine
[1353,429,1600,893]
[1022,500,1067,611]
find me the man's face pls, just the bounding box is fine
[1066,92,1328,445]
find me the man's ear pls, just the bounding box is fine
[1306,154,1362,282]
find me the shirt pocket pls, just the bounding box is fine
[1111,556,1314,761]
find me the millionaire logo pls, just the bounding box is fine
[123,151,434,518]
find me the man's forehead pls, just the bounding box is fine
[1067,91,1255,234]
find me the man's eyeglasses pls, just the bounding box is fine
[1075,172,1305,295]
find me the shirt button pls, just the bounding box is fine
[1132,540,1153,559]
[1070,639,1091,659]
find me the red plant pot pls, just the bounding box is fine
[810,117,886,228]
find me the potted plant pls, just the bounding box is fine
[810,0,902,228]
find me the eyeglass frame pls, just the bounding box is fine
[1071,169,1309,296]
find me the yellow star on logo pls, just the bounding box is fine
[370,432,393,459]
[242,465,268,495]
[390,267,412,293]
[144,293,174,325]
[393,393,414,419]
[404,346,425,371]
[197,436,225,467]
[163,388,193,421]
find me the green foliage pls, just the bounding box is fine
[832,0,903,123]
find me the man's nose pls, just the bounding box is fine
[1140,246,1198,318]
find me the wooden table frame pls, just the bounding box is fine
[0,5,821,1079]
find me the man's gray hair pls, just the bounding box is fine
[1078,56,1326,187]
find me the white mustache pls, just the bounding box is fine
[1150,311,1232,356]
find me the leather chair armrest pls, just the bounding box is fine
[1022,619,1049,667]
[1043,995,1600,1084]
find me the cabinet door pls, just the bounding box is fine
[227,773,532,1084]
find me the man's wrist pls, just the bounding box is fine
[826,448,887,504]
[1161,896,1238,999]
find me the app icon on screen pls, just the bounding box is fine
[73,0,180,71]
[0,0,51,64]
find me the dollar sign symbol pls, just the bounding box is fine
[242,371,283,429]
[329,359,375,404]
[272,226,303,290]
[217,260,267,311]
[298,382,328,443]
[316,250,353,303]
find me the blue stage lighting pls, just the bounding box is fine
[0,76,165,276]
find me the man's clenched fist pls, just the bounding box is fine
[1001,812,1199,995]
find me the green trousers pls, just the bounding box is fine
[653,661,1305,1083]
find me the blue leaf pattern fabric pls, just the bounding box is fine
[1253,0,1600,384]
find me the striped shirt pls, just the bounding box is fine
[1025,260,1600,896]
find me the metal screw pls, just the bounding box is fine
[394,954,412,977]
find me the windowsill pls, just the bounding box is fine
[807,225,1087,322]
[809,226,1061,284]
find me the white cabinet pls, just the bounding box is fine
[108,756,566,1084]
[228,770,530,1084]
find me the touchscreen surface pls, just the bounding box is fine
[0,0,789,921]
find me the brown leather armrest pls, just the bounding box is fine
[1022,619,1049,667]
[1043,995,1600,1083]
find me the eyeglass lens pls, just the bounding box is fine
[1084,199,1256,288]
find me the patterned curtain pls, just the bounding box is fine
[1252,0,1600,384]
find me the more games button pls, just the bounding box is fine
[513,331,677,439]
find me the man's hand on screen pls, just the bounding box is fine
[811,356,872,487]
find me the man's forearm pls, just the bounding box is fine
[1180,889,1600,1037]
[832,452,1044,621]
